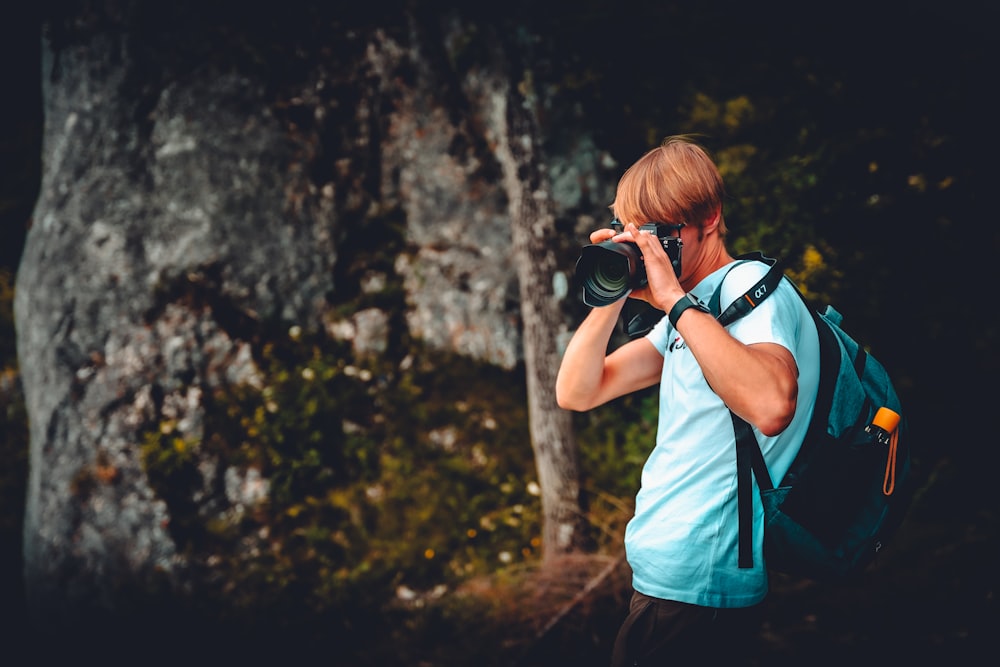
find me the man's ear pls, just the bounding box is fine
[703,209,722,234]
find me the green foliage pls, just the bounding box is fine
[137,327,543,644]
[572,387,658,550]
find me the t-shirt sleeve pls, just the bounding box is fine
[645,308,671,355]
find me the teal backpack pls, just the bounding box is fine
[706,253,912,580]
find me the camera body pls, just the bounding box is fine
[575,220,683,308]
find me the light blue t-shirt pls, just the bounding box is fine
[624,259,820,608]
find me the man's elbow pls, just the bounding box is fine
[556,379,599,412]
[556,390,588,412]
[756,396,797,437]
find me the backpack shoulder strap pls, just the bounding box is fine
[733,412,774,568]
[710,252,787,569]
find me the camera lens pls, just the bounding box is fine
[586,252,629,296]
[576,242,643,307]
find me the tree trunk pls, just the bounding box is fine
[486,46,586,559]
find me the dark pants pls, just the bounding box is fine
[610,591,762,667]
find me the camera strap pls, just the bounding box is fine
[711,252,784,326]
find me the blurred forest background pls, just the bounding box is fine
[1,1,998,665]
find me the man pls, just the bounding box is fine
[556,136,820,665]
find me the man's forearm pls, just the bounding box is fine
[555,302,624,410]
[677,308,798,436]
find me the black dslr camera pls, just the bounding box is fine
[575,220,683,307]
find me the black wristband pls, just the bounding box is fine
[668,295,708,328]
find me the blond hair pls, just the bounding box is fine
[611,135,727,238]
